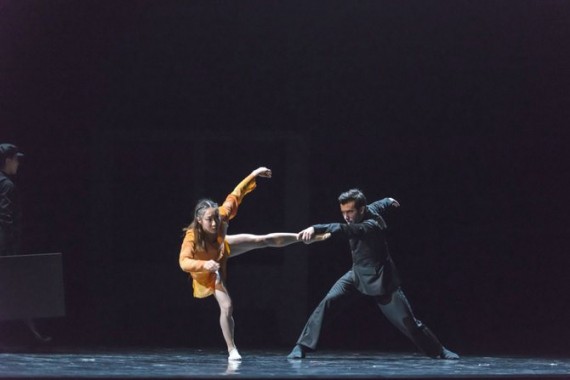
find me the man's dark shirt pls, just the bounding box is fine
[312,198,401,296]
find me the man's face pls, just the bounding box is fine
[340,200,365,224]
[3,156,20,175]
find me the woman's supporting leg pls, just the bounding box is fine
[214,282,242,360]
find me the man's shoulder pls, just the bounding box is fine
[364,206,388,229]
[0,172,15,189]
[368,198,390,206]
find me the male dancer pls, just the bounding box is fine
[288,189,458,359]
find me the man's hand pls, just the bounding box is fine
[203,260,220,272]
[388,198,400,207]
[303,233,331,244]
[298,227,316,242]
[251,167,272,178]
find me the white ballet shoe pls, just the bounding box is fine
[228,348,242,361]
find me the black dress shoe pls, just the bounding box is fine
[287,345,306,359]
[438,347,460,360]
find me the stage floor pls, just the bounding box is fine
[1,347,569,379]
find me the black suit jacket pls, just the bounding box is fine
[312,198,401,296]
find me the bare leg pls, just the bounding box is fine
[213,281,241,360]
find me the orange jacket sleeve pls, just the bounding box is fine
[179,231,208,272]
[218,173,257,221]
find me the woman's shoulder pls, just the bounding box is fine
[182,229,195,243]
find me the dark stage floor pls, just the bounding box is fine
[1,347,569,379]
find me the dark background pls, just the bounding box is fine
[1,0,569,356]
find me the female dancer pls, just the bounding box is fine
[179,167,327,360]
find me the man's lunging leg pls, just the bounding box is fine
[288,271,356,359]
[375,288,459,359]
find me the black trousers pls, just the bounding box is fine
[296,270,445,357]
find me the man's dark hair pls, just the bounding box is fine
[0,143,23,168]
[338,188,367,209]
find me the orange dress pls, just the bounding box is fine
[179,173,257,298]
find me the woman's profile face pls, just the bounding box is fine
[198,207,220,235]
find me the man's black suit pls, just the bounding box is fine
[294,198,447,358]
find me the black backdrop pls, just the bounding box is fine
[1,0,569,356]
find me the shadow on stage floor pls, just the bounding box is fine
[1,346,569,380]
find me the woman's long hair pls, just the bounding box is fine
[183,199,219,252]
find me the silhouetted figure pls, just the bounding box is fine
[0,143,51,347]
